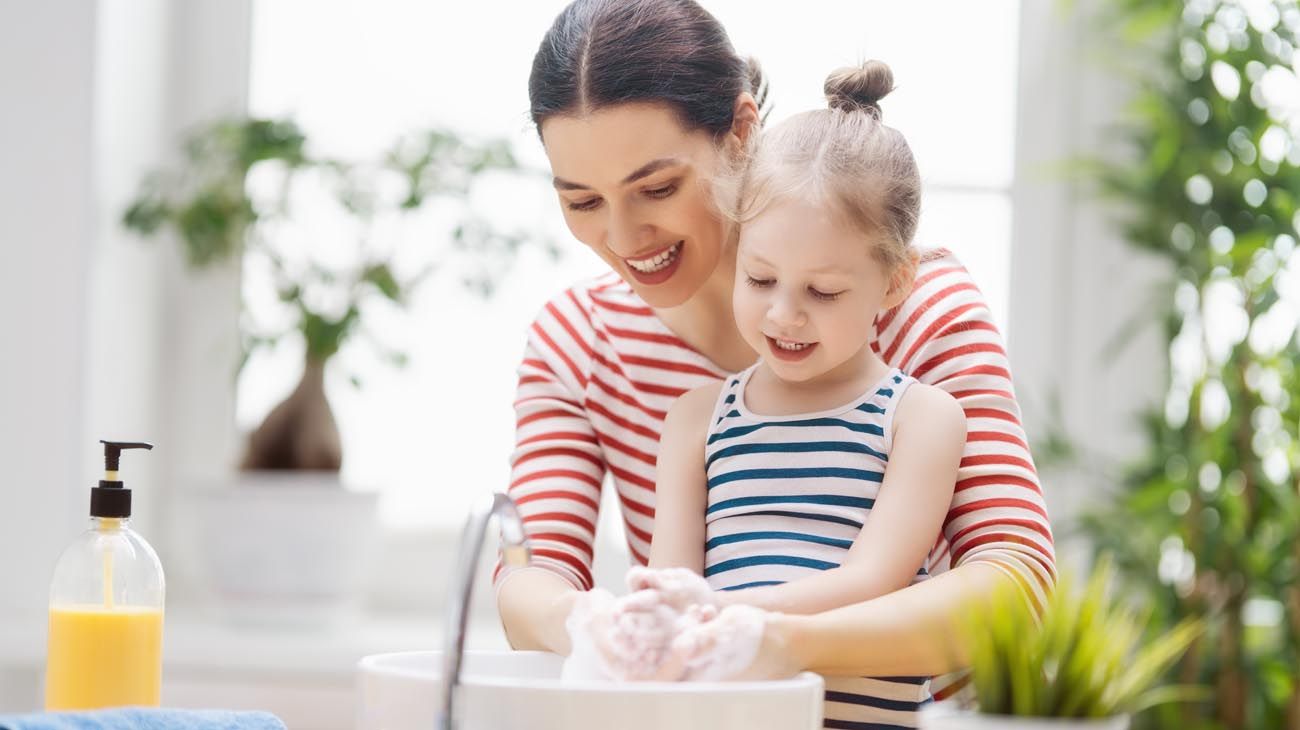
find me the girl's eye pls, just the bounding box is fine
[644,184,677,200]
[809,287,844,301]
[566,197,602,212]
[746,276,774,288]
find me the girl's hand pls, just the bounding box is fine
[626,566,720,611]
[566,587,705,681]
[662,603,786,681]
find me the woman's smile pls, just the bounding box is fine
[623,241,685,283]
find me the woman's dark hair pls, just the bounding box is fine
[529,0,768,140]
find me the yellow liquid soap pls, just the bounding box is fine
[45,519,162,710]
[44,605,163,710]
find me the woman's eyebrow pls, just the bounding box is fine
[621,157,681,184]
[552,157,683,191]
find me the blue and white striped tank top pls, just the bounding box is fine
[703,364,933,730]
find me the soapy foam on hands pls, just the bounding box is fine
[561,568,765,682]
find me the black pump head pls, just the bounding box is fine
[93,440,154,518]
[101,440,153,472]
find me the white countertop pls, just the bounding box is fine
[1,606,511,680]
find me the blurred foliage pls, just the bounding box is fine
[1082,1,1300,728]
[966,558,1204,718]
[123,117,556,372]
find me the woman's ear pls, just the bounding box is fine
[882,249,920,310]
[729,93,760,150]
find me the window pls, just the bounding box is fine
[243,0,1020,529]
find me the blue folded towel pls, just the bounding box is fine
[0,709,285,730]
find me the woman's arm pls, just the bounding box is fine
[750,560,1011,678]
[647,383,721,573]
[878,252,1056,608]
[494,292,608,653]
[496,567,583,653]
[720,384,965,615]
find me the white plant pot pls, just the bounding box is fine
[920,702,1130,730]
[191,471,380,627]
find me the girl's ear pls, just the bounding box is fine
[882,249,920,310]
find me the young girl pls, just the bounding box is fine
[642,60,966,727]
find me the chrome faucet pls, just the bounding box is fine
[437,491,530,730]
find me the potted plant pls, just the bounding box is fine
[124,117,545,624]
[920,558,1205,730]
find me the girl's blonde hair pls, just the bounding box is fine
[718,60,921,273]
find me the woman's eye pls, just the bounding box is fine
[644,184,677,200]
[566,197,602,212]
[746,276,774,288]
[809,287,844,301]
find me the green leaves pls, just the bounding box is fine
[121,116,550,380]
[361,263,403,303]
[388,129,523,209]
[1079,1,1300,727]
[966,559,1204,719]
[301,306,359,362]
[122,118,299,268]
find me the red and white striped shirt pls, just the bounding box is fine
[501,249,1056,611]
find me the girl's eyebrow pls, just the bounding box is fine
[743,251,851,276]
[808,263,854,275]
[553,157,683,191]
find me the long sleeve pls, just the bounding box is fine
[875,252,1057,610]
[496,292,608,591]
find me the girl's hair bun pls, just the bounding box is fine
[824,59,894,120]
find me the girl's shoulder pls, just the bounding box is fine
[671,380,728,419]
[891,380,964,440]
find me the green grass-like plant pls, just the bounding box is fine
[966,558,1205,719]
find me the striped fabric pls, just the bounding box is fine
[705,366,932,729]
[498,247,1056,624]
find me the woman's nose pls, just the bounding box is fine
[606,209,653,256]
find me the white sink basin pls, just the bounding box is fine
[357,650,824,730]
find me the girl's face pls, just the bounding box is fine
[733,196,903,385]
[540,103,733,308]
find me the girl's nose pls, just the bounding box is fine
[766,291,807,330]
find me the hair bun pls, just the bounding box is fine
[824,60,894,120]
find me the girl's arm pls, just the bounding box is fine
[647,383,722,573]
[719,384,965,614]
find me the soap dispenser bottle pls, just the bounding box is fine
[45,440,165,711]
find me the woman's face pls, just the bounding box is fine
[540,103,732,309]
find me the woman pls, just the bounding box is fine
[497,0,1054,692]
